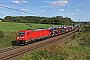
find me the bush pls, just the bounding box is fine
[0,30,4,38]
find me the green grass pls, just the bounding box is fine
[0,22,59,32]
[0,31,17,50]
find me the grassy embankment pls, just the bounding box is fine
[0,22,58,50]
[22,26,90,60]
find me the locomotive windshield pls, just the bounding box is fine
[18,32,25,35]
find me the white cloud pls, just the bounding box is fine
[12,0,28,4]
[22,0,28,3]
[20,8,30,13]
[59,9,64,12]
[72,9,80,12]
[40,10,45,13]
[20,8,29,11]
[76,9,80,12]
[45,0,69,7]
[13,0,21,4]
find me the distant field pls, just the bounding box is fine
[0,22,59,32]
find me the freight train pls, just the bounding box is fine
[12,25,78,45]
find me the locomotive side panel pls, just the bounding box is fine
[42,29,50,37]
[30,31,35,39]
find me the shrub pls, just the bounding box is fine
[0,30,4,38]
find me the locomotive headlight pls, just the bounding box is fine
[22,37,24,38]
[17,37,19,39]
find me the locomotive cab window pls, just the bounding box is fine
[18,32,25,35]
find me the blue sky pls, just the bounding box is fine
[0,0,90,22]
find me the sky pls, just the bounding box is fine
[0,0,90,22]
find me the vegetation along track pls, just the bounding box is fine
[0,31,75,60]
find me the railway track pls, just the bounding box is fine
[0,31,75,60]
[0,46,21,53]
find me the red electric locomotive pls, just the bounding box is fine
[16,29,50,45]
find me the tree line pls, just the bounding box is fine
[2,16,74,25]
